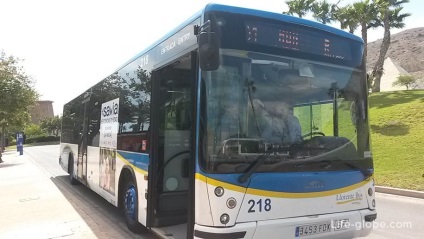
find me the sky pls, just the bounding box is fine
[1,0,422,116]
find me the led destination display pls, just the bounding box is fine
[245,21,352,61]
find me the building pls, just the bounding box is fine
[377,57,424,92]
[29,100,54,124]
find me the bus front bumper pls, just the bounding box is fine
[194,209,376,239]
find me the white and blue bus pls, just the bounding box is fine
[59,3,376,239]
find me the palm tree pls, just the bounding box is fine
[283,0,315,18]
[283,0,409,94]
[351,0,380,70]
[333,5,360,34]
[293,0,378,70]
[311,0,341,25]
[371,0,410,92]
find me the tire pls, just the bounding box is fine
[122,177,145,233]
[68,154,78,185]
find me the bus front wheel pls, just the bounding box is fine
[123,178,145,233]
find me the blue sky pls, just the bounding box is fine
[1,0,421,116]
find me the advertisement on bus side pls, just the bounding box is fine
[99,98,119,195]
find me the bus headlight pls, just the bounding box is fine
[226,197,237,209]
[220,213,230,224]
[214,186,224,197]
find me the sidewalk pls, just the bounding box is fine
[0,151,128,239]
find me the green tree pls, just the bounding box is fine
[40,116,62,136]
[283,0,409,94]
[351,0,380,68]
[283,0,315,18]
[132,67,152,132]
[311,0,341,25]
[0,51,38,152]
[392,74,416,90]
[371,0,410,92]
[284,0,379,70]
[333,5,360,33]
[25,123,46,138]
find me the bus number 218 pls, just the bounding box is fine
[248,199,272,213]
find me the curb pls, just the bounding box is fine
[375,186,424,199]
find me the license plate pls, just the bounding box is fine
[295,222,331,237]
[333,219,349,231]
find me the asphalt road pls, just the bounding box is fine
[366,193,423,238]
[23,145,424,239]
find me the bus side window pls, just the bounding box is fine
[116,60,152,153]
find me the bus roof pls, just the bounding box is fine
[204,3,363,43]
[117,3,363,71]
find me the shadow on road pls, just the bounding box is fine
[370,121,410,136]
[369,90,422,109]
[49,175,156,238]
[0,163,22,168]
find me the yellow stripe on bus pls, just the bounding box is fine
[196,173,247,194]
[195,173,372,199]
[336,198,362,204]
[116,153,148,175]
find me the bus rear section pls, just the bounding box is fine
[192,5,376,238]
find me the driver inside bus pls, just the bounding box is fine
[253,99,302,145]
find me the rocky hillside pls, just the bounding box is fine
[367,27,424,78]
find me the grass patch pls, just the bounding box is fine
[369,90,424,191]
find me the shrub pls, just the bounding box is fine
[392,75,417,90]
[25,124,47,138]
[25,135,60,144]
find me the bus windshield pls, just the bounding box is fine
[201,50,370,174]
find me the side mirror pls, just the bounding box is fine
[197,21,220,71]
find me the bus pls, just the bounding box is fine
[59,3,376,239]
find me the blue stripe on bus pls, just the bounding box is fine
[199,170,371,193]
[117,151,149,172]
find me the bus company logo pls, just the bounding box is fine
[102,101,119,117]
[305,180,324,190]
[336,192,363,205]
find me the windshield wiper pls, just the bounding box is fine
[238,147,274,183]
[340,160,372,178]
[294,158,372,179]
[238,147,372,183]
[238,146,296,183]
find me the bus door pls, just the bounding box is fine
[77,92,90,184]
[148,52,197,237]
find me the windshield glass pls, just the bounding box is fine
[200,49,370,173]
